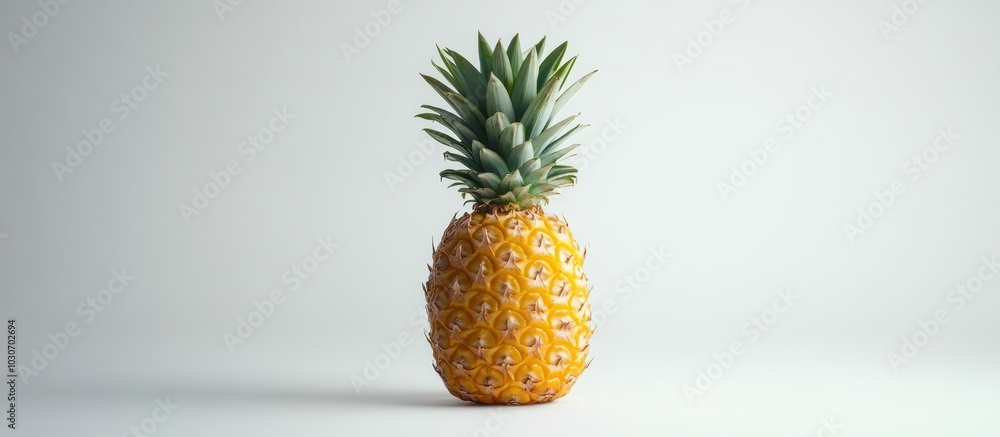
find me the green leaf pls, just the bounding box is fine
[461,187,497,200]
[520,75,561,137]
[518,158,541,179]
[553,70,597,120]
[443,92,486,129]
[555,55,577,88]
[549,164,578,179]
[540,144,579,166]
[420,104,486,139]
[499,170,524,193]
[498,192,518,205]
[537,41,567,89]
[523,162,553,182]
[512,185,530,200]
[477,32,493,80]
[498,123,525,159]
[492,40,513,91]
[507,34,523,81]
[538,123,587,156]
[486,74,516,121]
[533,114,579,153]
[475,187,498,198]
[416,112,477,145]
[485,112,511,151]
[479,148,509,175]
[440,169,480,188]
[549,176,577,187]
[435,45,464,94]
[511,48,538,118]
[421,73,456,102]
[420,104,459,119]
[446,49,489,111]
[443,151,478,170]
[470,140,487,166]
[533,36,546,60]
[477,172,502,191]
[531,183,559,195]
[443,118,478,145]
[424,129,472,160]
[431,61,463,96]
[423,75,488,133]
[506,140,535,169]
[456,188,477,203]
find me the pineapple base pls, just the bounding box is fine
[424,207,592,405]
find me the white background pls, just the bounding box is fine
[2,0,999,435]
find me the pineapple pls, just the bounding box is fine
[419,33,597,405]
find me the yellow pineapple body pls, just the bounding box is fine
[425,207,592,405]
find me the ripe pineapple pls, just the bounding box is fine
[418,33,597,405]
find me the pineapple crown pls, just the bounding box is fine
[418,33,596,209]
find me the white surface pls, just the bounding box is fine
[2,0,1000,435]
[26,364,1000,436]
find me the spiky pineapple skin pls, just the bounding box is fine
[424,208,592,405]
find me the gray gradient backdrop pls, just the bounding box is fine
[2,0,999,435]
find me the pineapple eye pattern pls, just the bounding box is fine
[425,208,591,404]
